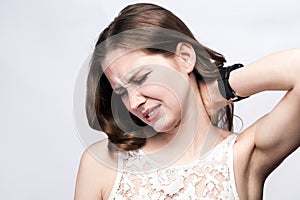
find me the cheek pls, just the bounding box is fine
[140,83,178,99]
[146,68,191,105]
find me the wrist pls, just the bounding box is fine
[217,64,249,102]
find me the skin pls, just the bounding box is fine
[74,45,300,200]
[103,47,214,164]
[104,51,185,133]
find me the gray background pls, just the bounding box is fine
[1,0,299,199]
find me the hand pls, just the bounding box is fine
[199,79,232,124]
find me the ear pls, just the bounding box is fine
[175,42,196,74]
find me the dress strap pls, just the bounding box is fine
[228,134,240,199]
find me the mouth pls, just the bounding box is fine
[143,105,161,122]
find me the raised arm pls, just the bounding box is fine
[230,49,300,179]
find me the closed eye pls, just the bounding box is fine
[133,72,151,84]
[113,71,151,97]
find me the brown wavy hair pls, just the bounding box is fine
[86,3,234,151]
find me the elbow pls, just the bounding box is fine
[294,85,300,102]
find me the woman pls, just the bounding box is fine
[75,3,300,199]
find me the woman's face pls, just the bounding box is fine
[103,50,194,133]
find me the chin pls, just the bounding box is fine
[151,118,179,133]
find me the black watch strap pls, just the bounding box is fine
[217,64,249,102]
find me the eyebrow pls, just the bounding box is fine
[113,68,145,90]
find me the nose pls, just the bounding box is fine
[127,86,146,110]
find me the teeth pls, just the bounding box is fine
[148,107,158,117]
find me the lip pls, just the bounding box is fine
[142,105,161,122]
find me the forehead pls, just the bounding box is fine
[103,49,147,75]
[102,49,177,87]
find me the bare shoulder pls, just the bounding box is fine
[75,138,119,200]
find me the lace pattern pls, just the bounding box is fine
[109,134,239,200]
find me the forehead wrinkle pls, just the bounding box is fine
[106,67,132,90]
[110,66,146,89]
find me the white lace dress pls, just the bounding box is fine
[108,134,240,200]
